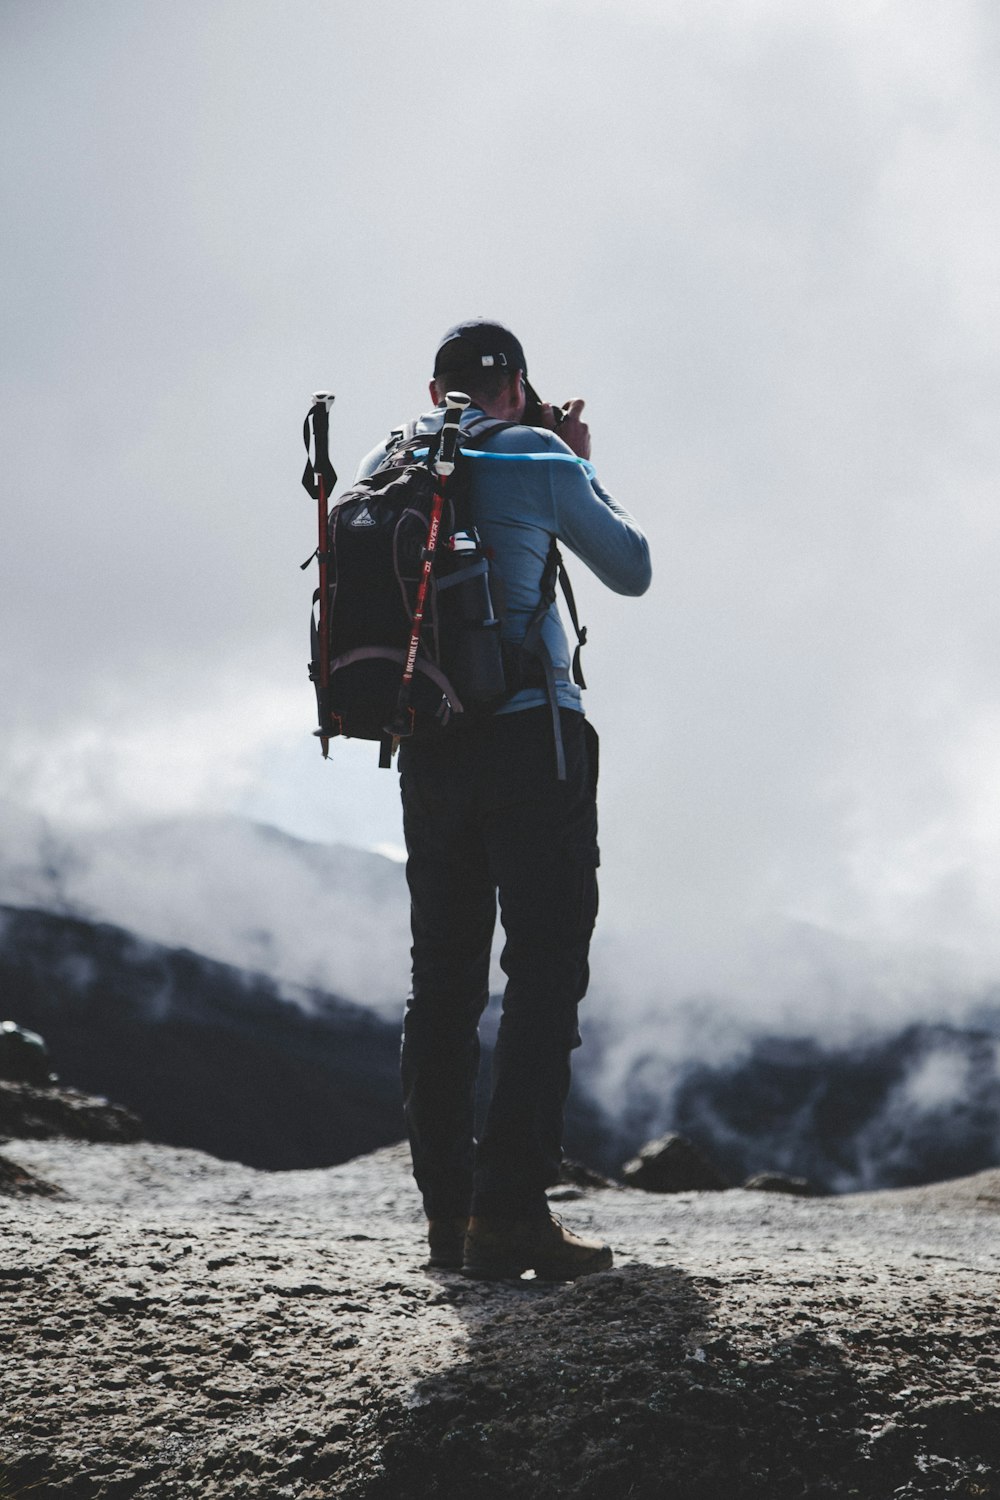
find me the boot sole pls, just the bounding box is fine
[534,1253,614,1280]
[460,1260,530,1280]
[461,1252,613,1281]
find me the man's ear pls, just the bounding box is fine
[504,370,527,421]
[429,378,443,405]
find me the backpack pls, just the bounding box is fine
[303,404,586,775]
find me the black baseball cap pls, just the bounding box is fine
[433,319,528,379]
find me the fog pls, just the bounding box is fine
[4,1,1000,1030]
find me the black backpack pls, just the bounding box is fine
[304,406,586,775]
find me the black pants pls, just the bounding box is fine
[398,707,600,1221]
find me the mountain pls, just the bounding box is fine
[0,804,411,1013]
[3,804,1000,1191]
[0,903,402,1169]
[0,904,618,1174]
[617,1018,1000,1193]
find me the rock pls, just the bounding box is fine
[622,1132,730,1192]
[743,1172,818,1196]
[0,1080,143,1144]
[0,1151,64,1197]
[0,1020,57,1086]
[558,1157,621,1190]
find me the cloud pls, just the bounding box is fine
[3,0,1000,1014]
[0,801,411,1012]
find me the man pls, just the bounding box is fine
[355,320,651,1279]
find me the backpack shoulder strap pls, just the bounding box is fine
[517,539,588,781]
[384,414,511,463]
[523,541,587,688]
[386,419,419,449]
[376,420,437,473]
[460,416,517,447]
[555,552,587,690]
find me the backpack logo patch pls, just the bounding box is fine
[349,503,377,528]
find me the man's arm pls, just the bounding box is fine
[539,437,651,597]
[523,399,650,596]
[553,471,651,596]
[557,470,652,596]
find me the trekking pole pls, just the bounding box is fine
[385,391,470,742]
[301,392,338,756]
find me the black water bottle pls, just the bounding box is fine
[438,530,507,704]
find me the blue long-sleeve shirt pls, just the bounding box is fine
[355,406,651,715]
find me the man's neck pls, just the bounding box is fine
[475,392,526,422]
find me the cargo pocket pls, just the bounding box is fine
[583,718,600,799]
[575,721,601,939]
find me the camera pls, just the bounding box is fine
[523,382,566,430]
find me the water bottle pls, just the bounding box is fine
[438,530,507,704]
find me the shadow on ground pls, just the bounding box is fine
[334,1264,1000,1500]
[2,1242,998,1498]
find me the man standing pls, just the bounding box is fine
[355,320,651,1279]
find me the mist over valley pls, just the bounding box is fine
[3,808,999,1193]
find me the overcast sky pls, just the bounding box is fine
[3,0,1000,1007]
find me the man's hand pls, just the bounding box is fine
[556,398,591,461]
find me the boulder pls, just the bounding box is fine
[0,1151,64,1198]
[0,1081,142,1145]
[559,1157,621,1191]
[622,1132,730,1192]
[0,1020,57,1086]
[742,1172,817,1196]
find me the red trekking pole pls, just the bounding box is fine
[386,390,469,741]
[302,391,337,756]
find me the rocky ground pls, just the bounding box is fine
[2,1124,1000,1498]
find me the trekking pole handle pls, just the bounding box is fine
[302,391,337,754]
[302,393,337,500]
[435,391,469,479]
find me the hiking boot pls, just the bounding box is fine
[462,1213,613,1281]
[426,1216,469,1269]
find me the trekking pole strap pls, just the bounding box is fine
[302,392,337,754]
[301,393,338,499]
